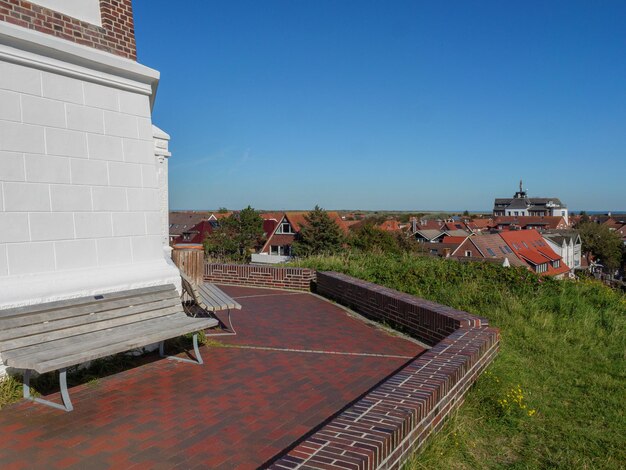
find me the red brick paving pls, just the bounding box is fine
[0,287,424,469]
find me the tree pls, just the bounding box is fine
[349,224,401,255]
[292,206,344,257]
[217,207,229,214]
[577,221,623,270]
[204,206,264,262]
[463,210,470,217]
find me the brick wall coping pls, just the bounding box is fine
[269,272,499,469]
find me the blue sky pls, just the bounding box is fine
[133,1,626,212]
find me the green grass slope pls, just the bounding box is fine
[292,253,626,469]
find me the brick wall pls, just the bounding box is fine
[269,272,499,469]
[205,263,316,292]
[316,271,487,346]
[0,0,137,60]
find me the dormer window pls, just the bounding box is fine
[277,222,295,234]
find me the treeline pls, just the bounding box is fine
[202,205,424,262]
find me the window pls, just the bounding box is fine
[522,242,528,248]
[465,250,472,257]
[535,263,548,273]
[277,222,294,234]
[270,245,290,256]
[512,243,520,250]
[552,260,560,268]
[183,233,191,241]
[514,211,519,216]
[499,247,507,254]
[486,248,496,256]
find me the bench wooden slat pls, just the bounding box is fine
[202,284,241,310]
[12,317,217,373]
[0,297,180,343]
[0,304,184,353]
[0,287,178,329]
[198,284,232,309]
[4,314,215,366]
[197,286,225,310]
[0,285,173,319]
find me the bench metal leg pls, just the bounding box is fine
[23,369,73,412]
[159,333,203,365]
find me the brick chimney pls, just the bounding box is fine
[0,0,137,59]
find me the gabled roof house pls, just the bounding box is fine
[252,212,347,264]
[500,230,571,277]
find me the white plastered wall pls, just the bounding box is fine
[0,24,181,378]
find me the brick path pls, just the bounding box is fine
[0,286,424,469]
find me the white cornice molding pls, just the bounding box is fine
[0,22,160,104]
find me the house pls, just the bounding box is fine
[493,180,568,223]
[443,221,468,232]
[412,229,448,243]
[172,220,219,246]
[169,211,213,245]
[499,230,571,278]
[0,0,180,374]
[602,215,626,246]
[464,218,492,233]
[542,231,582,272]
[423,235,470,258]
[490,216,568,231]
[451,230,571,277]
[452,234,527,268]
[252,211,347,264]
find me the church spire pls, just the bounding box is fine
[519,178,523,193]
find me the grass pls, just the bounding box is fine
[292,253,626,469]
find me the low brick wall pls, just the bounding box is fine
[315,272,486,346]
[204,263,316,291]
[269,272,500,469]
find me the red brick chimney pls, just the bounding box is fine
[0,0,137,60]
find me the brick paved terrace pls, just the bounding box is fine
[0,285,426,469]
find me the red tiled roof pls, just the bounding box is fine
[260,212,283,222]
[516,248,548,265]
[379,220,402,232]
[500,229,570,276]
[284,212,349,235]
[466,219,491,229]
[442,236,467,245]
[413,219,444,231]
[211,212,233,220]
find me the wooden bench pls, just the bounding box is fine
[180,275,241,333]
[0,284,218,412]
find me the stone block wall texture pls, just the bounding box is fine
[0,0,136,59]
[0,64,159,279]
[269,272,499,469]
[204,263,316,291]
